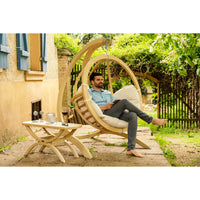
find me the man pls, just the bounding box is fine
[89,72,168,158]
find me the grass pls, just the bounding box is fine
[89,147,96,153]
[0,145,11,153]
[104,143,116,146]
[138,111,200,166]
[17,136,28,142]
[154,128,200,166]
[120,142,127,147]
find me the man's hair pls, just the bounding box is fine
[89,72,103,82]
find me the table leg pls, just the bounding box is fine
[24,126,66,163]
[40,142,65,163]
[25,142,65,163]
[67,136,92,159]
[64,140,79,157]
[43,128,55,136]
[39,129,79,158]
[25,126,42,141]
[23,124,90,163]
[24,143,38,157]
[39,145,46,152]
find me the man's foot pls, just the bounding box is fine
[126,149,144,158]
[152,118,168,126]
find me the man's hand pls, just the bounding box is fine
[100,102,114,111]
[105,102,114,110]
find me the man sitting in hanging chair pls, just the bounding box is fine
[89,72,168,158]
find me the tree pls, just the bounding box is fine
[152,33,200,77]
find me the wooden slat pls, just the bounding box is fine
[78,103,86,108]
[81,109,89,115]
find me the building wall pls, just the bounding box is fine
[0,34,59,146]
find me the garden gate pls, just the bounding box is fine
[159,78,199,129]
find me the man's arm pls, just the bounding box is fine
[99,91,115,111]
[100,102,114,111]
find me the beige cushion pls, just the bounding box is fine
[113,85,140,109]
[76,85,104,119]
[101,85,141,128]
[91,100,105,118]
[102,115,128,128]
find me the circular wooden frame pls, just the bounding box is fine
[81,54,142,133]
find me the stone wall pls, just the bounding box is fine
[57,50,72,108]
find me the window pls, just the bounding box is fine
[32,100,42,120]
[16,33,47,71]
[16,33,48,80]
[0,33,10,70]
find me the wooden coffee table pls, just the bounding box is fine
[22,121,92,163]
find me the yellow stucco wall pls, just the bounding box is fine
[0,34,59,146]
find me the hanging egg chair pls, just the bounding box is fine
[57,37,150,149]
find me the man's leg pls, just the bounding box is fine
[104,99,153,124]
[119,111,137,150]
[119,111,144,158]
[103,99,167,157]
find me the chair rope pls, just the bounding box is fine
[84,99,91,102]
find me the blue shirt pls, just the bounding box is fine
[88,88,114,107]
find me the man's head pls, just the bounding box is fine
[90,72,103,89]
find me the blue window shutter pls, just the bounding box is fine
[41,33,48,72]
[16,33,30,70]
[0,33,10,69]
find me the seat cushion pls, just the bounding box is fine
[113,85,140,109]
[101,115,128,128]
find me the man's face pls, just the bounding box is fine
[91,75,104,88]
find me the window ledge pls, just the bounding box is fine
[25,71,45,81]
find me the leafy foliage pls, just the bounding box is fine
[54,33,200,79]
[152,33,200,77]
[54,33,112,63]
[54,33,83,56]
[108,34,164,71]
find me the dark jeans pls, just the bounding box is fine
[103,99,153,150]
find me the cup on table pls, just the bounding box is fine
[46,113,57,123]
